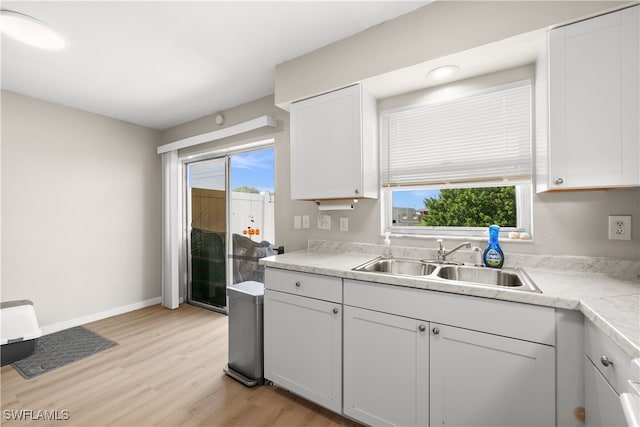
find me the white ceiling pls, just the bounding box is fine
[1,1,428,130]
[363,28,547,100]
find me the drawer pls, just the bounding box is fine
[265,268,342,303]
[584,319,631,394]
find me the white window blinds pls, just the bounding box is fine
[380,81,532,187]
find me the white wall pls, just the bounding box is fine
[1,91,162,329]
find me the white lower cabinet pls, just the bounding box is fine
[265,271,559,426]
[584,356,627,427]
[343,306,429,427]
[343,307,555,427]
[343,279,556,427]
[263,288,342,413]
[429,323,555,427]
[583,319,630,426]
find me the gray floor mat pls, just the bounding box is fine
[11,326,117,379]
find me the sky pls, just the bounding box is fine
[231,147,274,193]
[187,147,274,192]
[392,189,441,210]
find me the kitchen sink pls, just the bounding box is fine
[436,265,528,288]
[353,257,437,276]
[352,257,541,293]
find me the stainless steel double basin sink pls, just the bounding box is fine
[352,257,541,293]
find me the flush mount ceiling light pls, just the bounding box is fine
[427,65,459,81]
[0,10,65,50]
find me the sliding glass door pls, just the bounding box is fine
[186,157,228,310]
[185,145,275,312]
[229,148,276,287]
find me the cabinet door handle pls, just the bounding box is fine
[295,281,301,287]
[354,188,360,195]
[432,327,440,335]
[600,355,614,367]
[418,324,426,332]
[554,177,564,185]
[332,308,339,314]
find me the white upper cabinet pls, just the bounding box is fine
[538,5,639,192]
[290,84,378,200]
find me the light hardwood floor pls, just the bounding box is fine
[1,304,360,427]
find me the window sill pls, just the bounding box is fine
[384,232,534,244]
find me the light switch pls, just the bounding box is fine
[302,215,310,229]
[294,215,301,229]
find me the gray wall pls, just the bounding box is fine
[269,0,639,260]
[161,95,396,257]
[1,91,162,328]
[275,0,629,107]
[160,95,296,256]
[4,1,636,334]
[162,90,639,261]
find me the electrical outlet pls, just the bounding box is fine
[294,215,301,230]
[340,217,349,232]
[318,214,331,230]
[302,215,310,229]
[608,215,631,240]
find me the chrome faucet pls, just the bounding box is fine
[436,239,471,263]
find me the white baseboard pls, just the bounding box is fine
[39,296,162,336]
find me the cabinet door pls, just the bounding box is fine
[343,306,428,427]
[548,6,639,189]
[290,85,363,200]
[584,356,627,427]
[263,290,342,413]
[430,323,555,427]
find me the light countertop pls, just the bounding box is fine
[261,248,640,358]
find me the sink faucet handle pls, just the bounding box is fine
[436,239,445,262]
[382,232,393,259]
[472,246,483,267]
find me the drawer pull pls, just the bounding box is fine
[600,355,614,367]
[295,281,301,287]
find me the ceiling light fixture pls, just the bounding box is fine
[427,65,459,81]
[0,10,65,50]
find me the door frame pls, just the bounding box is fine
[180,138,275,313]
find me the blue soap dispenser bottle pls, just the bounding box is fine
[483,224,504,268]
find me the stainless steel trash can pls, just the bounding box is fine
[224,280,264,386]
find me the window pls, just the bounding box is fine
[380,80,532,238]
